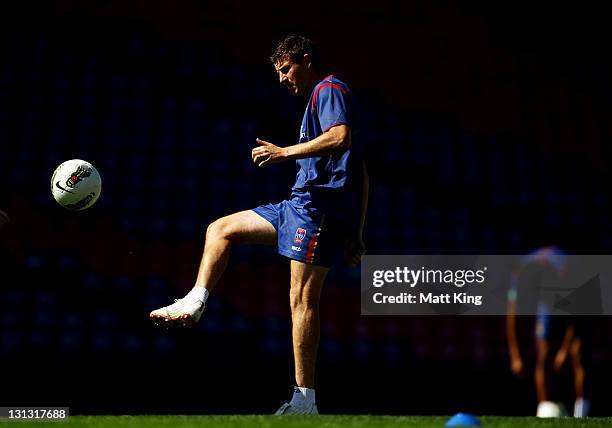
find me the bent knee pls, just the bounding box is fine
[206,217,238,241]
[570,338,582,360]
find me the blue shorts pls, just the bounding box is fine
[535,303,565,341]
[535,311,552,340]
[252,191,357,268]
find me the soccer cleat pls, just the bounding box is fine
[536,401,567,418]
[150,297,205,328]
[574,398,590,418]
[274,402,319,415]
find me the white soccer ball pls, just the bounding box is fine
[51,159,102,211]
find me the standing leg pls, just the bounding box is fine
[275,259,328,415]
[536,336,568,417]
[570,337,590,417]
[570,337,584,398]
[289,259,329,388]
[535,338,550,403]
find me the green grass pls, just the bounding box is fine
[3,415,612,428]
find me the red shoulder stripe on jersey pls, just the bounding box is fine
[311,83,347,113]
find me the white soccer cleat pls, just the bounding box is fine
[274,402,319,415]
[150,297,205,328]
[536,401,567,418]
[574,398,590,418]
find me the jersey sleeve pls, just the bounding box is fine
[313,83,351,132]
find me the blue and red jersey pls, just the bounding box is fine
[292,75,361,193]
[508,246,567,303]
[253,75,363,265]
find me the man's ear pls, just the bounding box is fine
[303,53,312,69]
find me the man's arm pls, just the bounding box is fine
[347,160,369,266]
[252,125,350,167]
[506,300,523,375]
[359,160,369,235]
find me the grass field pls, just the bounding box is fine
[5,415,612,428]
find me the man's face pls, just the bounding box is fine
[274,56,311,96]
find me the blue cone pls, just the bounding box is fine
[445,413,481,427]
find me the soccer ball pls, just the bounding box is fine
[51,159,102,211]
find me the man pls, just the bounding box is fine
[150,34,368,415]
[506,247,590,418]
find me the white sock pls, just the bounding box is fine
[186,287,208,303]
[290,386,315,406]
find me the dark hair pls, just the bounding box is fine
[270,34,319,69]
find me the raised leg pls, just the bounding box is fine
[194,210,276,292]
[150,210,276,327]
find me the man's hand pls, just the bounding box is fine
[252,138,287,167]
[510,354,524,376]
[344,235,366,267]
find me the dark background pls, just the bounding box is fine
[1,0,611,416]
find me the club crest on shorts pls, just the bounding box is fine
[294,227,307,244]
